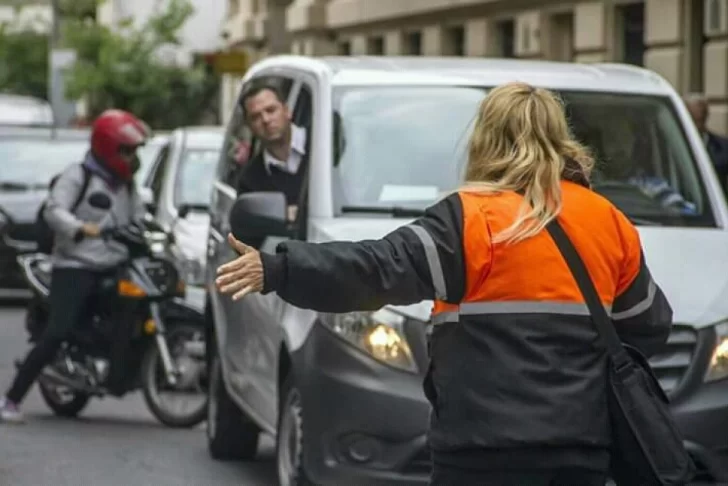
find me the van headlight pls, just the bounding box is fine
[319,308,417,373]
[706,322,728,382]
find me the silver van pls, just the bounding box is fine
[205,56,728,485]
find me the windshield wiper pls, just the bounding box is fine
[341,206,426,218]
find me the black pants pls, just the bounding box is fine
[6,268,106,404]
[430,463,607,486]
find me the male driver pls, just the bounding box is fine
[684,93,728,197]
[236,79,308,223]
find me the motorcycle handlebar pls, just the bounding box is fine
[73,222,148,243]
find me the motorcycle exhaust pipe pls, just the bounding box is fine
[39,367,89,392]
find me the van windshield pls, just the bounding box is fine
[331,86,715,227]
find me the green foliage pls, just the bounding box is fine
[0,24,50,100]
[64,0,220,129]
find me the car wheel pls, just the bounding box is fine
[277,374,314,486]
[207,355,260,460]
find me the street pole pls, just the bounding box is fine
[48,0,60,137]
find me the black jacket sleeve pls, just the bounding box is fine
[612,250,673,358]
[259,194,466,313]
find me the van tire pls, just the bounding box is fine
[277,374,314,486]
[206,355,260,461]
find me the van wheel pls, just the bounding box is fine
[207,355,260,460]
[277,375,314,486]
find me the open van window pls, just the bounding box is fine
[331,86,715,228]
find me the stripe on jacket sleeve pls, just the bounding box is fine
[612,279,656,321]
[406,224,448,301]
[612,253,657,321]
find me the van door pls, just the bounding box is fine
[252,76,315,418]
[207,74,295,428]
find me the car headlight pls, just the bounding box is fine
[180,258,205,286]
[319,308,417,373]
[706,321,728,382]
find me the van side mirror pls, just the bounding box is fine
[229,192,290,243]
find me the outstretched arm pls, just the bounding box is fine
[216,194,466,313]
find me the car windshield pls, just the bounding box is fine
[174,148,220,208]
[332,86,715,227]
[0,139,88,187]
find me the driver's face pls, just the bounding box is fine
[244,89,291,144]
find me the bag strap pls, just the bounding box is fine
[70,164,92,213]
[545,219,631,370]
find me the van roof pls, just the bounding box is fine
[250,56,674,96]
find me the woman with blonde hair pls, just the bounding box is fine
[216,82,673,485]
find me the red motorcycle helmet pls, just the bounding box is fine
[90,109,151,181]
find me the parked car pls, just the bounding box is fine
[0,127,90,298]
[204,55,728,485]
[139,126,225,312]
[0,94,54,127]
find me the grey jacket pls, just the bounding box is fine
[44,161,146,270]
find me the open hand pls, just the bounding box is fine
[215,233,264,301]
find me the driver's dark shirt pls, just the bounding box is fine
[236,153,307,206]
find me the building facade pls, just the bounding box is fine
[220,0,728,135]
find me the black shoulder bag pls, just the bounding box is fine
[546,219,695,486]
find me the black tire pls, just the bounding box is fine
[141,323,208,428]
[38,379,90,418]
[207,355,260,460]
[276,374,315,486]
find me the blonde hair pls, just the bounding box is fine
[463,81,594,244]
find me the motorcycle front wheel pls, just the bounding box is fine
[37,378,91,418]
[141,323,208,428]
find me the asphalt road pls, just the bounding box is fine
[0,304,278,486]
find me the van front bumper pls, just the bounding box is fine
[669,325,728,483]
[293,321,431,486]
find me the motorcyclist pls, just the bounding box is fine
[0,109,150,423]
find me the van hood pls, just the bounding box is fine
[309,218,728,328]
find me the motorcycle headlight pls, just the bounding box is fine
[319,308,417,373]
[705,321,728,382]
[144,230,169,254]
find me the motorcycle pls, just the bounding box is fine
[15,216,208,428]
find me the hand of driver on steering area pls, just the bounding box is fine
[216,233,264,301]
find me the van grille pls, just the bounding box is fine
[647,325,697,394]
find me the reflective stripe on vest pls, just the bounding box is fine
[426,185,654,331]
